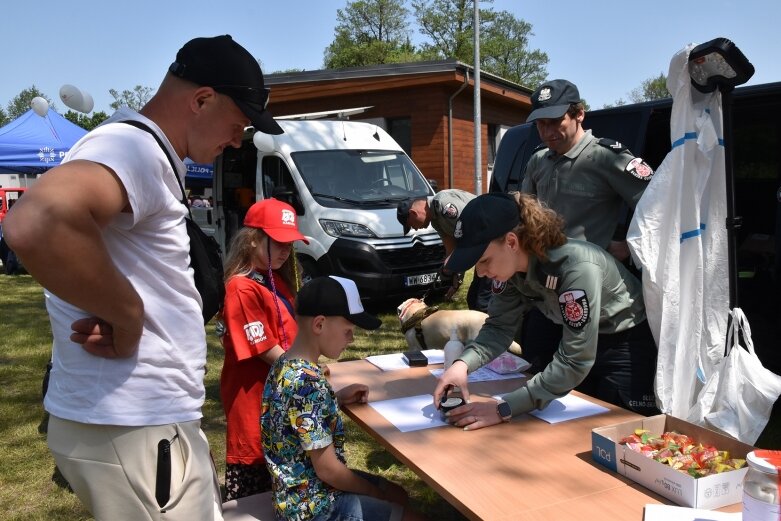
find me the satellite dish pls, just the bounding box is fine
[59,84,93,113]
[30,96,49,117]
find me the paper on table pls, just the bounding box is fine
[643,504,741,521]
[522,393,609,423]
[430,366,525,382]
[368,394,449,432]
[366,349,445,371]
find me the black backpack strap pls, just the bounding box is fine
[120,120,191,217]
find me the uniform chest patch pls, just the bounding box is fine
[491,279,506,294]
[626,157,653,181]
[441,202,459,219]
[558,290,590,329]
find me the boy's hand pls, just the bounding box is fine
[336,383,369,405]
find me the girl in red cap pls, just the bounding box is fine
[219,198,308,500]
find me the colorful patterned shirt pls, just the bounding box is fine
[261,357,345,520]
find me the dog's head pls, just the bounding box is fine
[397,298,426,325]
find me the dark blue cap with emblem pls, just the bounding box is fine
[396,197,425,235]
[526,79,581,123]
[445,193,520,273]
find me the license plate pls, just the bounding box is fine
[405,272,437,287]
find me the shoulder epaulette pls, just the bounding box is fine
[597,138,628,154]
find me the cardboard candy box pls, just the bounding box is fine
[592,414,755,509]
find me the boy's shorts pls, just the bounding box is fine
[313,471,403,521]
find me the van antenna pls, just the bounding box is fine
[373,125,380,141]
[342,120,347,141]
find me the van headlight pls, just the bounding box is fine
[319,219,377,238]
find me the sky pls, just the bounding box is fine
[2,0,778,115]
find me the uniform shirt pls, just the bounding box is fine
[261,357,344,521]
[458,240,646,415]
[221,271,297,466]
[430,189,475,238]
[522,130,653,249]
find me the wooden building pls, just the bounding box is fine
[265,59,532,193]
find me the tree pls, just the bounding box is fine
[481,10,548,88]
[7,86,55,120]
[413,0,484,62]
[64,110,110,131]
[629,73,670,103]
[109,85,154,111]
[0,107,7,128]
[324,0,416,68]
[412,0,548,87]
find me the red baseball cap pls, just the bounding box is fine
[243,198,309,244]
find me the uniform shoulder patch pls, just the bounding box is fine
[597,138,628,153]
[440,202,459,219]
[625,157,654,181]
[558,289,590,329]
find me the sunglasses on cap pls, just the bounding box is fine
[212,84,270,110]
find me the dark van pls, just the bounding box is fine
[490,81,781,371]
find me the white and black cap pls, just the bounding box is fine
[296,276,382,330]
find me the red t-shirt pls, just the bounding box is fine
[220,272,297,465]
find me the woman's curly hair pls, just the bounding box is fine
[506,191,566,261]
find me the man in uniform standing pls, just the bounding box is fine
[520,79,654,371]
[397,189,491,310]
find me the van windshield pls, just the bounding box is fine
[291,150,432,205]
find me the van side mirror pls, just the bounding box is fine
[428,179,439,192]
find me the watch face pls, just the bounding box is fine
[497,401,512,419]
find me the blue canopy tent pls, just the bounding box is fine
[0,109,87,174]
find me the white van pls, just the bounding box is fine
[212,120,446,302]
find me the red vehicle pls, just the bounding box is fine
[0,187,26,223]
[0,187,26,273]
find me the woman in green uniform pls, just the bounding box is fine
[433,192,659,431]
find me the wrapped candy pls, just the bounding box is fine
[619,429,746,478]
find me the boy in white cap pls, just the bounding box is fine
[261,276,424,521]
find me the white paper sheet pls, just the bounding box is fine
[643,504,741,521]
[365,350,444,371]
[430,366,526,382]
[368,394,450,432]
[522,393,610,423]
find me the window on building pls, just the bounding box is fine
[387,118,412,156]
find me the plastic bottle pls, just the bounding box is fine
[443,327,464,370]
[743,450,781,521]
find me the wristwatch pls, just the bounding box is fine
[496,400,512,422]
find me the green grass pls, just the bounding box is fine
[0,273,471,520]
[4,272,781,520]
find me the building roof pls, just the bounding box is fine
[265,59,533,105]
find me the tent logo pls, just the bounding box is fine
[38,146,57,164]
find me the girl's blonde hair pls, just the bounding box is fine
[223,227,300,292]
[506,191,566,261]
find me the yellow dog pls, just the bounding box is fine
[397,297,522,354]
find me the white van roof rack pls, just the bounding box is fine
[275,106,373,121]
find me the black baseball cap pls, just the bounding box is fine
[396,197,424,235]
[296,276,382,330]
[445,193,520,273]
[169,35,284,135]
[526,79,581,123]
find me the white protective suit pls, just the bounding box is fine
[626,44,729,421]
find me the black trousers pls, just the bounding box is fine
[466,274,493,312]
